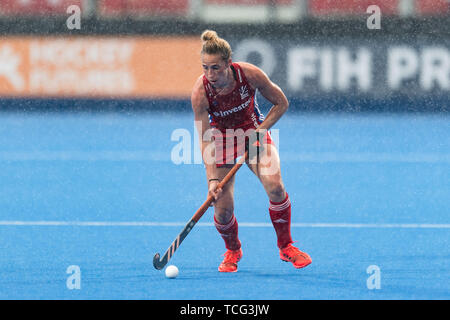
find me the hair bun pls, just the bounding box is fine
[201,30,218,42]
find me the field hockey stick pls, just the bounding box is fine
[153,151,249,270]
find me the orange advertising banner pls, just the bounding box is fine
[0,36,203,98]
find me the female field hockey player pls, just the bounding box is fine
[191,30,312,272]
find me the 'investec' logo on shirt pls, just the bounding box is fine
[213,98,251,117]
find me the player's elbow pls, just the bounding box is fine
[280,98,289,113]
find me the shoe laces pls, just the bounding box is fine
[283,244,301,256]
[223,250,240,263]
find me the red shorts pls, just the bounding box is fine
[213,126,274,167]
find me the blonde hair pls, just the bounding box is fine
[200,30,232,61]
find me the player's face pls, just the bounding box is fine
[201,53,231,88]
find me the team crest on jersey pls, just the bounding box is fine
[239,85,249,100]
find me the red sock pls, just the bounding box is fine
[214,214,241,251]
[269,193,293,249]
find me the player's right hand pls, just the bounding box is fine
[208,180,222,207]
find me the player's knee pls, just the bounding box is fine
[267,182,285,200]
[214,206,234,224]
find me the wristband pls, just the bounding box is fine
[209,178,219,183]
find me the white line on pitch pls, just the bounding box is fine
[0,221,448,228]
[282,152,450,164]
[0,151,168,162]
[0,151,449,163]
